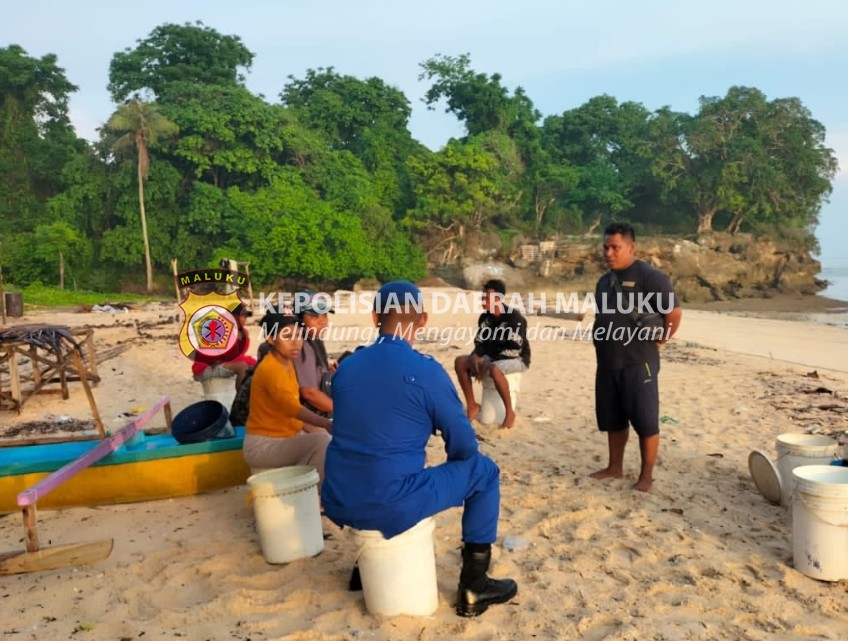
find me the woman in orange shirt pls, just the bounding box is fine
[243,312,333,480]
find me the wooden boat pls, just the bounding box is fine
[0,406,250,513]
[0,397,250,575]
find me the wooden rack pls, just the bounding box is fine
[0,325,103,436]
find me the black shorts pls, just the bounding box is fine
[595,362,660,438]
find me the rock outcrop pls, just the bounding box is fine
[458,232,825,303]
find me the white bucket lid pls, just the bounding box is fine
[775,433,839,450]
[247,465,319,495]
[792,465,848,501]
[748,449,782,505]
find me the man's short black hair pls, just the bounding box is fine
[603,222,635,241]
[482,279,507,295]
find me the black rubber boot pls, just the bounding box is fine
[456,543,518,617]
[348,564,362,591]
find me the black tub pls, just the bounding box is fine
[171,400,233,444]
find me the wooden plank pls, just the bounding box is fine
[0,539,113,576]
[16,395,171,508]
[8,348,20,410]
[23,505,39,552]
[58,352,69,400]
[29,345,41,385]
[71,349,105,438]
[163,401,173,432]
[95,343,131,364]
[0,432,100,448]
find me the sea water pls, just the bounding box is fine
[820,258,848,304]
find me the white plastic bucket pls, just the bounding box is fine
[201,377,236,416]
[351,517,438,616]
[791,465,848,581]
[775,433,841,506]
[479,372,523,425]
[247,466,324,564]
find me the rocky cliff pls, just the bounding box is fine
[455,232,826,303]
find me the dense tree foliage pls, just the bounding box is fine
[0,25,839,292]
[107,22,254,102]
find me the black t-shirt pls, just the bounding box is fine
[472,310,531,367]
[593,260,678,370]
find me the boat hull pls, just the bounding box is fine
[0,429,250,512]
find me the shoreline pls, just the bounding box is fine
[684,292,848,314]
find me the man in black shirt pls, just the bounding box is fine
[591,223,682,491]
[455,279,531,428]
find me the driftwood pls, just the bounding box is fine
[759,371,848,446]
[95,343,131,364]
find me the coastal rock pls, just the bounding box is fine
[462,262,525,291]
[442,232,826,303]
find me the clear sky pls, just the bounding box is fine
[3,0,846,261]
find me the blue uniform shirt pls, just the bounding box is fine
[321,334,479,537]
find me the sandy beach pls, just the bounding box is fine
[1,289,847,641]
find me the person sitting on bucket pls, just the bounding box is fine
[243,311,333,482]
[321,281,518,617]
[455,279,530,428]
[294,290,336,418]
[191,302,256,389]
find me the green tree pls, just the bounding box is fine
[281,67,422,215]
[651,87,837,234]
[32,221,87,289]
[407,136,513,264]
[542,96,661,229]
[0,45,82,236]
[223,170,372,283]
[104,100,178,291]
[159,83,288,189]
[108,22,254,102]
[419,53,540,141]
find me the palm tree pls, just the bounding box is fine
[105,100,177,292]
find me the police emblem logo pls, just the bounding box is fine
[175,264,251,364]
[178,290,244,361]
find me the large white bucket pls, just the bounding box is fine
[479,372,523,425]
[247,466,324,564]
[791,465,848,581]
[351,517,438,616]
[201,376,237,415]
[776,433,841,506]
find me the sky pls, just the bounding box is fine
[3,0,847,265]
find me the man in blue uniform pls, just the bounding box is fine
[322,281,517,617]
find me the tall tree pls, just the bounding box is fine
[159,83,288,190]
[108,22,254,102]
[651,87,837,233]
[281,67,422,215]
[0,45,82,235]
[104,100,178,291]
[419,53,540,142]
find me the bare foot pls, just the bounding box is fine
[466,402,481,421]
[590,467,623,480]
[633,477,653,492]
[500,409,516,429]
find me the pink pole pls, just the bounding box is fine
[16,396,171,507]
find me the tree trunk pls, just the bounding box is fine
[59,251,64,290]
[696,207,716,233]
[137,162,153,292]
[534,193,555,232]
[725,211,744,235]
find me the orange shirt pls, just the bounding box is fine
[246,352,303,438]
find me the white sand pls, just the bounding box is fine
[1,290,847,640]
